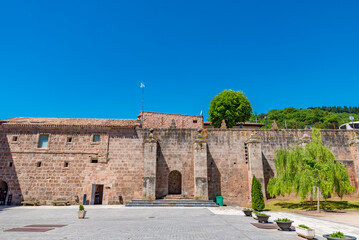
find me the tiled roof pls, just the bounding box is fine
[0,117,139,128]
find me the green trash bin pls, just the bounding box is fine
[216,196,223,206]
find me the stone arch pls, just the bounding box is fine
[0,180,8,205]
[168,170,182,194]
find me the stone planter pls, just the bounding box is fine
[322,234,356,240]
[78,210,86,219]
[296,226,315,239]
[275,220,293,231]
[256,214,270,223]
[243,210,253,217]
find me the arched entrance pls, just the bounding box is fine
[0,180,8,205]
[168,170,182,194]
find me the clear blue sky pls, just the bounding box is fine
[1,1,359,120]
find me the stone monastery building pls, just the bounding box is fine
[0,111,358,206]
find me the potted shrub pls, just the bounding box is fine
[78,204,86,219]
[243,208,253,217]
[256,212,270,223]
[274,218,293,231]
[296,224,315,239]
[323,232,357,240]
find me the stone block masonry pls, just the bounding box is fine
[0,118,358,206]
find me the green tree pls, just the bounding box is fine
[208,90,252,128]
[267,128,354,211]
[251,175,265,211]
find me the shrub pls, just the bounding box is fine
[256,212,267,216]
[79,204,85,211]
[251,175,265,211]
[299,224,310,229]
[276,218,291,222]
[329,232,345,239]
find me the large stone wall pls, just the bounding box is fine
[0,125,144,205]
[0,124,358,206]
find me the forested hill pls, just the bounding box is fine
[254,106,359,129]
[308,106,359,115]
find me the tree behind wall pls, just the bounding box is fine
[251,175,265,211]
[208,90,252,128]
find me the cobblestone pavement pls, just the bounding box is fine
[0,206,303,240]
[209,208,359,239]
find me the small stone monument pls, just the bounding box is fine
[170,119,176,129]
[220,119,227,129]
[271,120,278,129]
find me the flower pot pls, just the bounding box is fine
[78,210,86,219]
[243,210,253,217]
[275,220,293,231]
[256,214,270,223]
[296,226,315,239]
[322,234,356,240]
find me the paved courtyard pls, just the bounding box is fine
[0,206,357,240]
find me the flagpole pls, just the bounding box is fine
[142,85,144,112]
[140,83,145,112]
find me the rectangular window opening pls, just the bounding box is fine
[64,162,69,167]
[9,162,13,167]
[12,136,18,142]
[91,158,98,163]
[38,134,49,148]
[37,162,42,167]
[67,137,72,143]
[193,120,198,123]
[93,135,100,142]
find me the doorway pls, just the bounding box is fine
[0,180,8,205]
[168,170,182,194]
[91,184,104,205]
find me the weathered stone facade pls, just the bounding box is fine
[0,117,358,206]
[140,111,203,129]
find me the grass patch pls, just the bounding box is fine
[265,198,359,211]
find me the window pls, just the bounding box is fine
[37,162,42,167]
[38,134,49,148]
[12,136,18,142]
[91,158,98,163]
[93,135,100,142]
[193,120,198,124]
[9,162,13,167]
[67,137,73,143]
[64,162,69,167]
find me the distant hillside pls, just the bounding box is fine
[308,106,359,115]
[253,106,359,129]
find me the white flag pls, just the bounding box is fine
[200,110,203,116]
[140,82,145,88]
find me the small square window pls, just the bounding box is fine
[9,162,13,167]
[91,158,98,163]
[67,137,73,143]
[37,162,42,167]
[64,162,69,167]
[93,135,100,142]
[38,134,49,148]
[193,120,198,123]
[12,136,18,142]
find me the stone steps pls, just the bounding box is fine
[163,194,184,200]
[126,199,218,207]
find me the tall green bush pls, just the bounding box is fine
[251,175,265,211]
